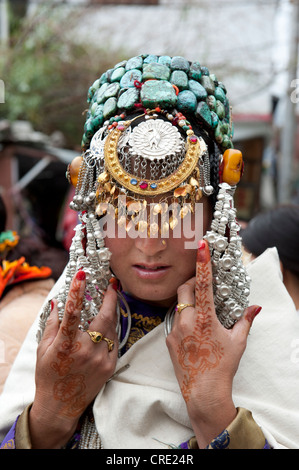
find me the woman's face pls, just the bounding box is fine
[104,197,212,307]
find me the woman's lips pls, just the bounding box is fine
[132,264,171,280]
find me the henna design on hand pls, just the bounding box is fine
[53,374,87,417]
[177,261,224,402]
[50,276,87,417]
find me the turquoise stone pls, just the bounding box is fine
[215,123,223,143]
[104,82,120,99]
[158,55,172,66]
[140,80,177,109]
[216,100,225,119]
[90,78,100,93]
[215,86,226,103]
[200,75,215,95]
[144,54,158,64]
[90,101,98,116]
[105,68,114,82]
[195,101,212,128]
[206,95,216,111]
[125,56,143,71]
[87,87,94,104]
[111,67,125,83]
[143,63,170,81]
[171,56,190,72]
[103,97,117,119]
[113,60,127,69]
[189,61,202,81]
[217,81,227,94]
[84,118,94,136]
[177,90,197,112]
[94,104,104,118]
[87,78,101,103]
[91,104,104,123]
[188,79,207,100]
[220,121,229,134]
[210,111,219,128]
[120,69,142,88]
[81,134,89,147]
[201,66,210,76]
[92,112,104,129]
[96,83,109,104]
[170,70,188,90]
[222,135,232,148]
[117,87,139,110]
[99,72,108,86]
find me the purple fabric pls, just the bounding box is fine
[179,440,190,449]
[0,417,17,449]
[119,291,168,352]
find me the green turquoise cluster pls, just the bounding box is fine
[82,54,234,152]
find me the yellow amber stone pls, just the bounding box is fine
[69,156,83,187]
[222,149,243,185]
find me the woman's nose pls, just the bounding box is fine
[134,234,167,257]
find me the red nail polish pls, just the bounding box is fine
[109,277,118,291]
[76,270,86,281]
[246,306,262,324]
[197,240,208,263]
[198,240,205,250]
[50,300,54,311]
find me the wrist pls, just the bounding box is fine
[29,402,80,449]
[188,396,237,449]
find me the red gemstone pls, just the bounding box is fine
[190,136,198,143]
[139,181,148,189]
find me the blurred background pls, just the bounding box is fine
[0,0,298,258]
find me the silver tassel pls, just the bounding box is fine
[204,182,251,328]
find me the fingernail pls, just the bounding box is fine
[50,300,54,311]
[246,306,262,324]
[76,270,86,281]
[109,277,118,291]
[197,240,208,263]
[198,240,205,250]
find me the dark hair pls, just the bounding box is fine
[241,205,299,279]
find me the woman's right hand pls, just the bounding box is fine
[29,270,118,448]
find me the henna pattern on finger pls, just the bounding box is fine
[177,261,224,402]
[50,276,87,416]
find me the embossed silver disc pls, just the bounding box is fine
[128,119,184,161]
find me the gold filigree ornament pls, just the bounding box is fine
[101,119,206,198]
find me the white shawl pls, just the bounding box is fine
[0,248,298,448]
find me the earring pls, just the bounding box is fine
[204,182,251,328]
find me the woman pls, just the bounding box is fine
[0,55,297,449]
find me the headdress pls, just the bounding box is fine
[37,54,250,341]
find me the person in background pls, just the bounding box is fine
[241,205,299,312]
[0,194,63,393]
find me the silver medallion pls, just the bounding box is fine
[128,119,184,161]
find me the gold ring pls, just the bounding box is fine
[175,303,194,315]
[86,330,103,344]
[103,337,114,352]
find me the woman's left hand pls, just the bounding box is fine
[166,239,261,448]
